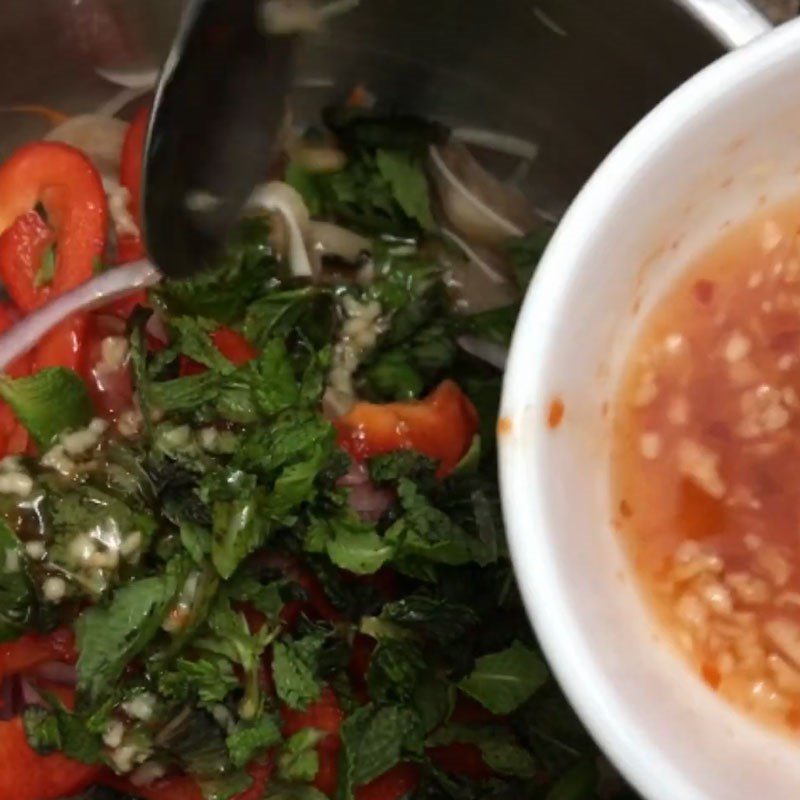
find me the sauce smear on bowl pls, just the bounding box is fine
[614,199,800,733]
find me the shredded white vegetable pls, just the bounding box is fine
[246,182,313,277]
[457,335,508,371]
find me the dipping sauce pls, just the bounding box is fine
[614,199,800,733]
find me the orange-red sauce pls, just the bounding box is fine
[614,199,800,733]
[547,397,565,429]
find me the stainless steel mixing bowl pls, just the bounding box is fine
[0,0,768,216]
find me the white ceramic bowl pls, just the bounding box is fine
[500,15,800,800]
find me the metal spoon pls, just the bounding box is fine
[142,0,296,278]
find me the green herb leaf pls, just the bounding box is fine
[227,714,282,768]
[458,641,548,715]
[252,339,300,415]
[367,451,438,487]
[277,729,325,783]
[170,317,237,373]
[159,656,239,707]
[309,512,393,576]
[23,701,103,764]
[379,595,479,643]
[375,150,434,231]
[367,639,425,705]
[272,634,325,710]
[338,704,424,798]
[385,479,491,567]
[0,519,35,641]
[426,724,537,779]
[0,368,92,447]
[76,562,185,706]
[265,783,328,800]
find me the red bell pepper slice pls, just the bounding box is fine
[117,103,150,263]
[0,141,107,310]
[282,686,344,797]
[335,380,478,477]
[0,628,77,679]
[0,716,101,800]
[355,763,420,800]
[0,141,108,373]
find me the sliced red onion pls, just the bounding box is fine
[145,309,169,343]
[338,459,369,487]
[20,677,44,708]
[34,661,78,686]
[0,261,161,371]
[457,334,508,371]
[347,481,396,523]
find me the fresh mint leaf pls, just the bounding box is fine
[76,561,186,706]
[322,108,448,154]
[426,724,537,779]
[0,368,92,447]
[380,596,479,643]
[170,317,237,373]
[458,641,548,715]
[375,149,434,230]
[367,451,437,487]
[385,479,491,567]
[196,770,253,800]
[0,519,35,641]
[156,707,235,787]
[338,704,424,797]
[243,287,331,348]
[23,701,103,764]
[195,596,277,720]
[203,469,269,580]
[149,371,224,413]
[227,714,282,768]
[272,633,325,710]
[180,521,213,565]
[367,639,425,705]
[277,729,325,783]
[157,217,279,323]
[265,783,328,800]
[252,339,300,415]
[159,656,239,707]
[226,574,284,622]
[310,512,393,575]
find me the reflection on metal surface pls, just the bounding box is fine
[677,0,772,46]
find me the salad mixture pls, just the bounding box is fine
[0,93,626,800]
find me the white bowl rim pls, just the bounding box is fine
[499,16,800,800]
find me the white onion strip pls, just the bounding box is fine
[457,334,508,371]
[0,261,161,371]
[441,227,507,285]
[451,128,539,162]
